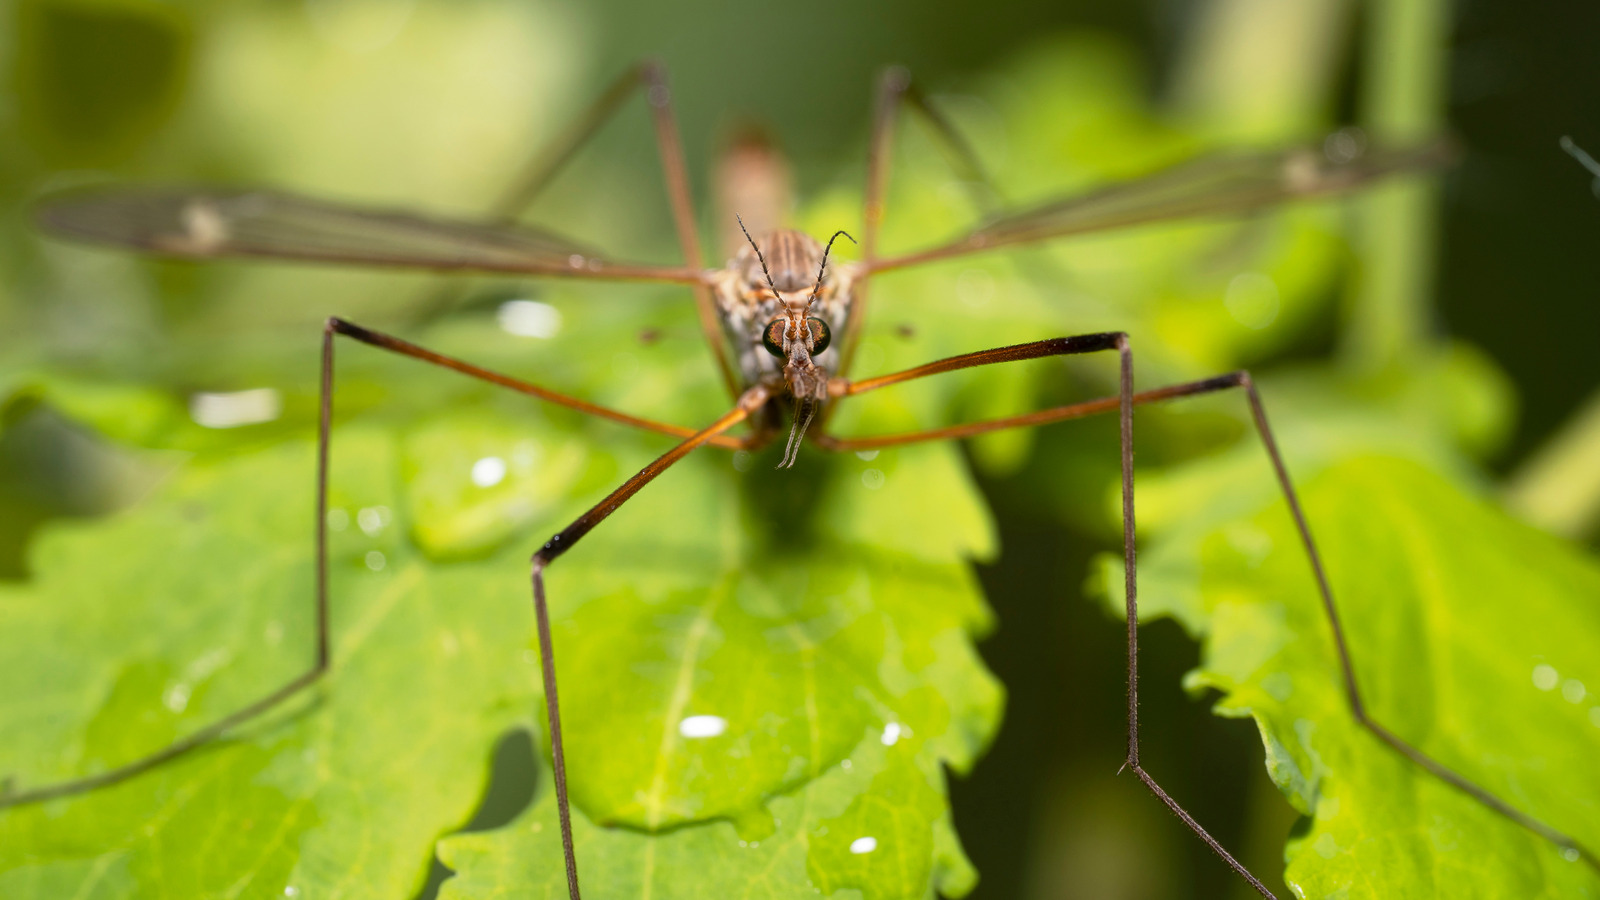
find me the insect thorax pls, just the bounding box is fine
[710,229,857,392]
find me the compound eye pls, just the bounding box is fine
[762,319,786,358]
[805,317,832,355]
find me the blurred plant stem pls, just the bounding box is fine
[1168,0,1352,141]
[1344,0,1448,374]
[1505,387,1600,541]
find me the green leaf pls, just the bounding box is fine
[13,0,192,164]
[1112,455,1600,898]
[440,737,977,900]
[0,361,1002,899]
[0,428,538,900]
[492,418,1004,848]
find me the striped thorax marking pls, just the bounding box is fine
[709,229,858,394]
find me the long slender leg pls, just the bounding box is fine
[840,65,1012,377]
[528,385,770,900]
[837,67,909,377]
[636,63,743,401]
[402,61,741,399]
[820,341,1599,881]
[0,318,755,810]
[406,64,657,325]
[843,65,1006,373]
[0,326,350,807]
[487,63,661,222]
[327,318,749,449]
[837,66,1079,394]
[814,373,1232,452]
[898,78,1005,213]
[497,60,739,396]
[823,335,1276,895]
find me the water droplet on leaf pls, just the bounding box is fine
[471,456,507,488]
[678,714,727,738]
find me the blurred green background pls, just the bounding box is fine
[2,0,1598,898]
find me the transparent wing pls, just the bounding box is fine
[868,135,1454,273]
[34,187,703,283]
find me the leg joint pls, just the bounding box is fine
[879,64,912,95]
[638,58,667,88]
[325,316,368,340]
[1049,332,1126,355]
[532,530,573,568]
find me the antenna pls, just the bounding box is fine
[805,229,856,311]
[735,214,784,304]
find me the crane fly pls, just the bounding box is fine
[5,60,1592,899]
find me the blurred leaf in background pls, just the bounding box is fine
[10,0,193,169]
